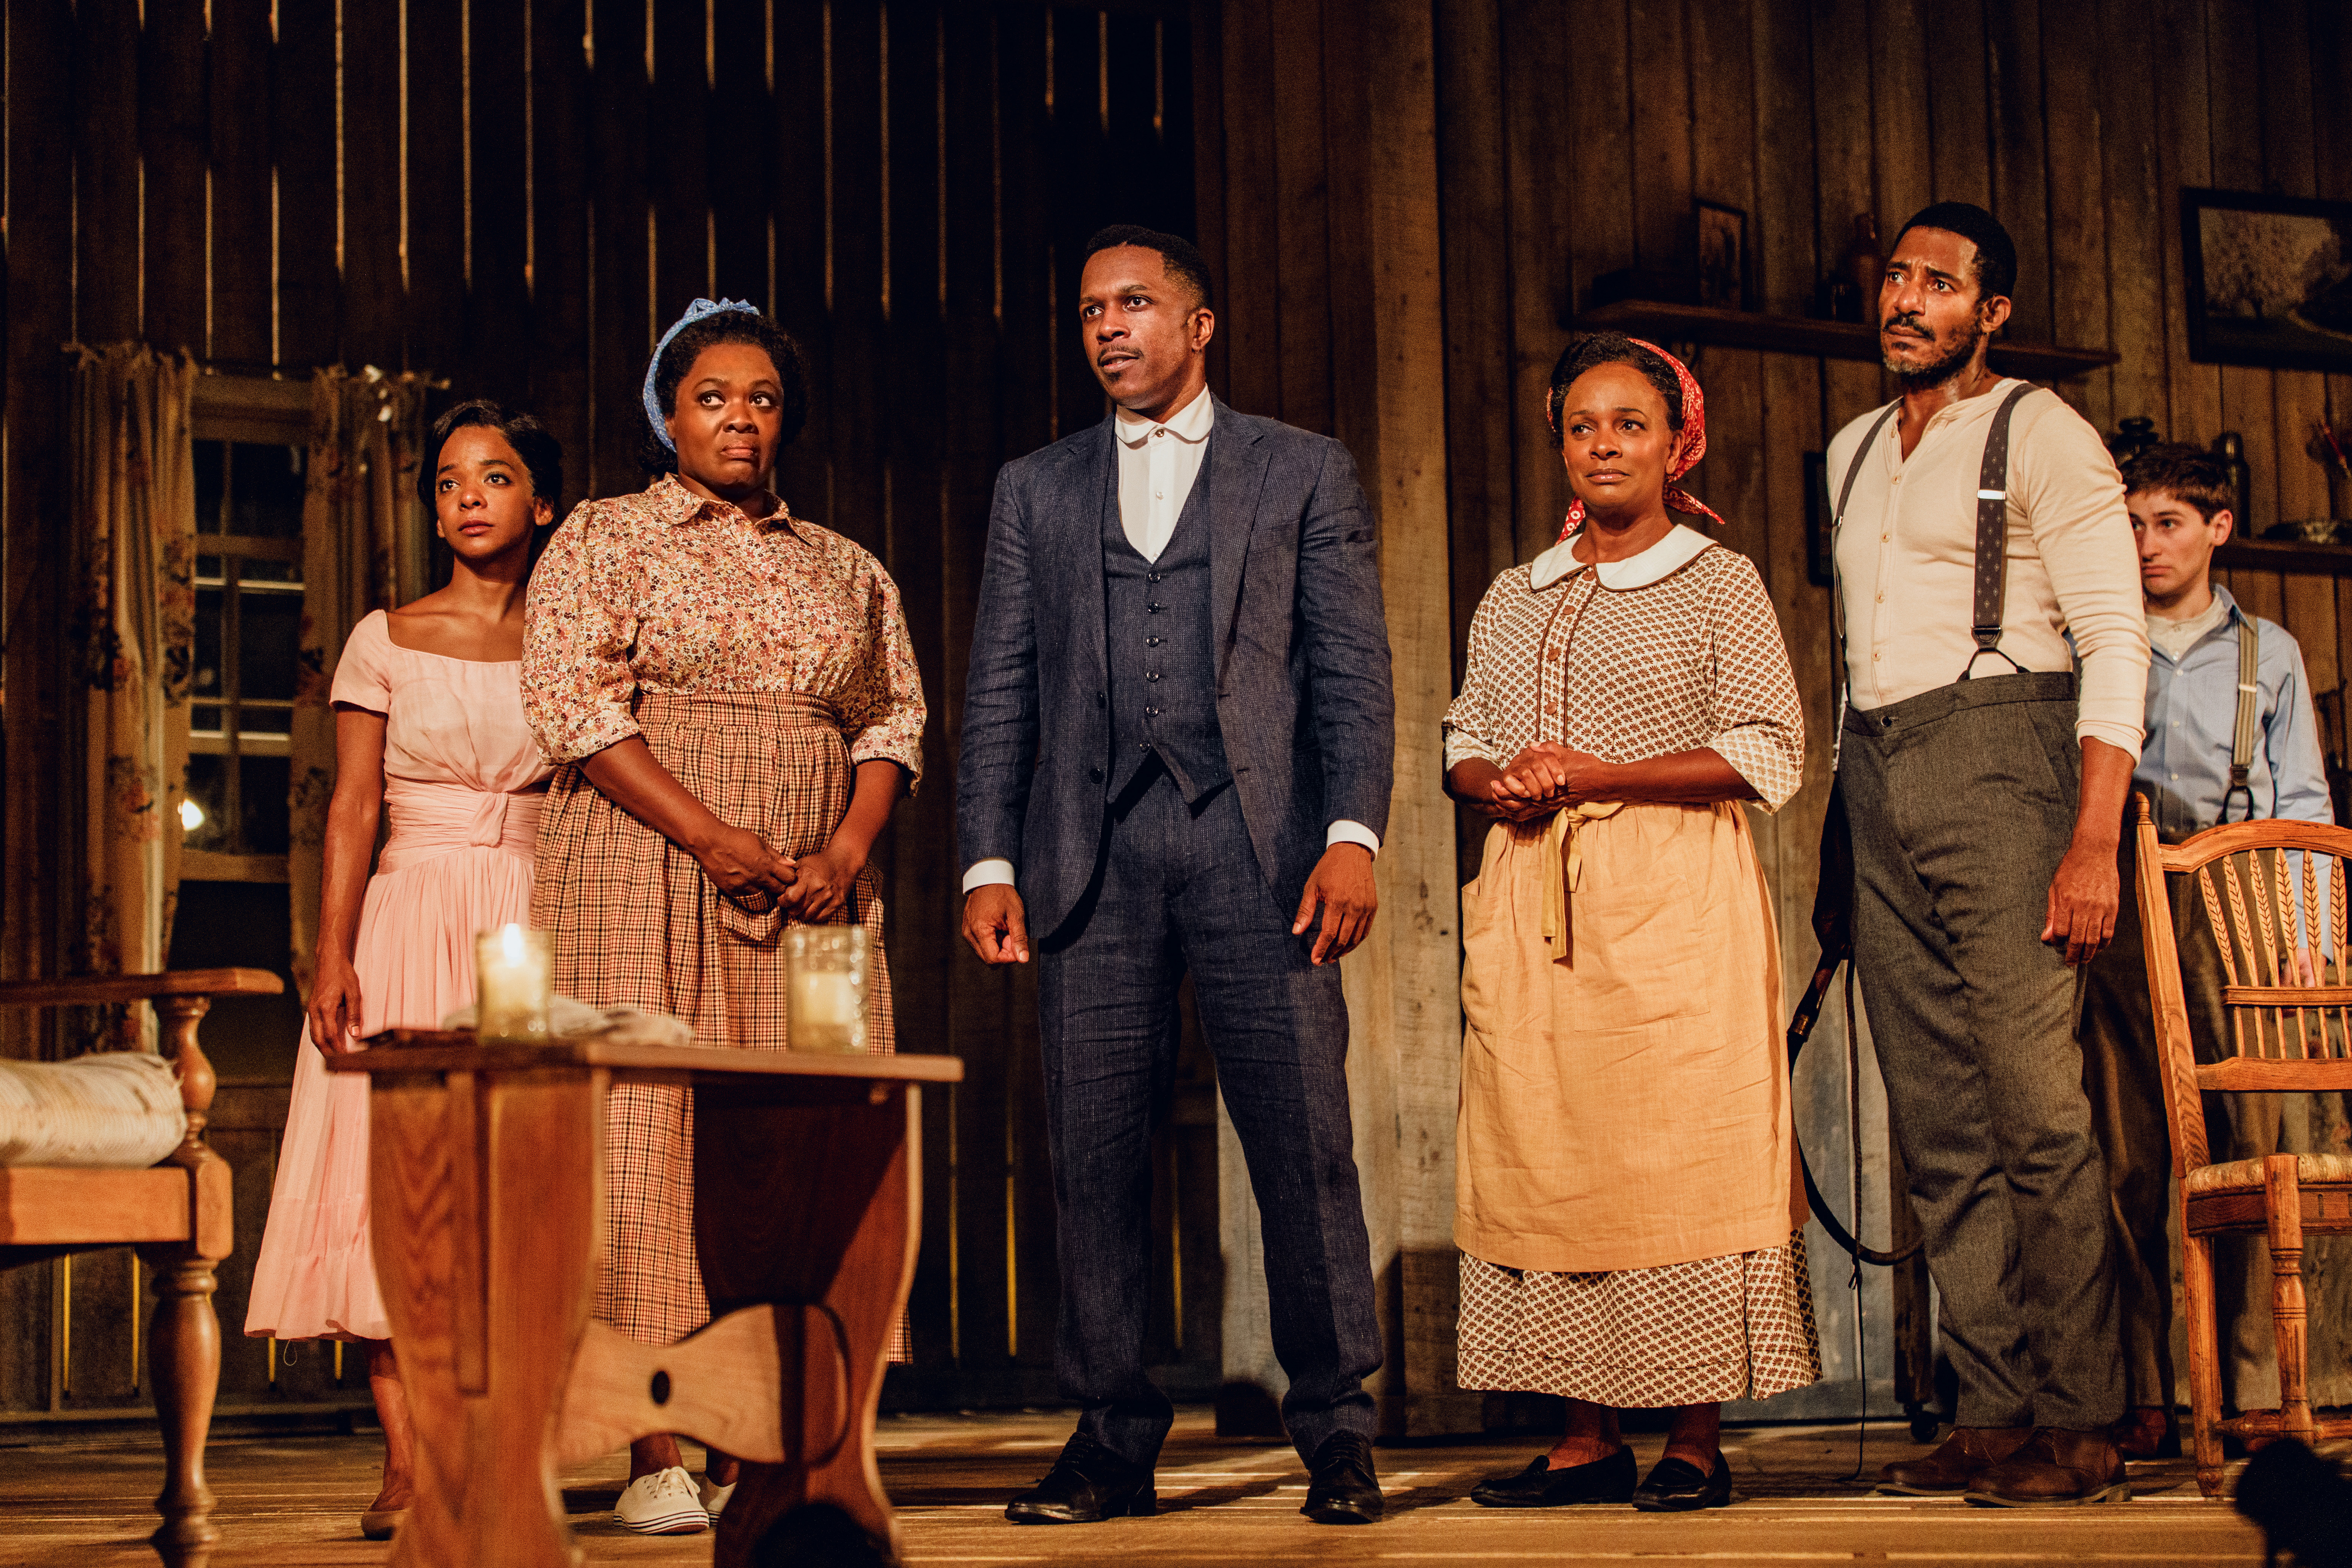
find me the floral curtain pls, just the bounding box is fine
[68,344,199,1044]
[287,367,433,998]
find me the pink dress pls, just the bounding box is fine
[244,611,552,1343]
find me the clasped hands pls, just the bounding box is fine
[1473,743,1609,822]
[697,822,862,923]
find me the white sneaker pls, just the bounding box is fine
[697,1471,737,1519]
[614,1466,709,1534]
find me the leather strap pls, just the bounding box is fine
[1960,382,2040,680]
[2222,610,2260,823]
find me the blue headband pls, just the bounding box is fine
[642,297,762,451]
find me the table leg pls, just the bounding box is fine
[372,1068,600,1568]
[696,1081,919,1568]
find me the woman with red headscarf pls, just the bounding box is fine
[1442,334,1820,1511]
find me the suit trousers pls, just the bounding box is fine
[2082,822,2350,1413]
[1842,673,2125,1431]
[1038,762,1382,1469]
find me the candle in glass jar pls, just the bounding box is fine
[473,923,553,1044]
[786,926,867,1053]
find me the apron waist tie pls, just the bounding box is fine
[1539,800,1626,948]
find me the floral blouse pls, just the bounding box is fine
[1443,526,1805,811]
[522,473,927,782]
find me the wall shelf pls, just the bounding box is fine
[2215,537,2352,577]
[1569,300,2122,382]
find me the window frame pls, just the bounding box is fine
[182,375,311,886]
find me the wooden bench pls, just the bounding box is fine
[329,1032,963,1567]
[0,967,285,1568]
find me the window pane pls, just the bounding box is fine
[193,586,225,700]
[239,700,293,743]
[239,755,291,854]
[182,755,233,851]
[190,704,226,737]
[238,585,302,703]
[240,557,303,586]
[228,443,305,539]
[193,440,227,534]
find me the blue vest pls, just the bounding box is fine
[1103,465,1229,802]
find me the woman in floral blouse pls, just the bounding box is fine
[521,298,925,1534]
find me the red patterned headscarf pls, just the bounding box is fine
[1550,337,1724,540]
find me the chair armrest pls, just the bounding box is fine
[0,968,283,1009]
[0,968,282,1169]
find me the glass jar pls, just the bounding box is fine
[786,925,868,1053]
[473,924,554,1044]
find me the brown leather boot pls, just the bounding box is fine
[1965,1427,2131,1507]
[2110,1405,2177,1460]
[1877,1426,2034,1495]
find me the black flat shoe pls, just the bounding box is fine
[1631,1453,1735,1512]
[1004,1432,1157,1524]
[1301,1431,1384,1524]
[1470,1447,1637,1508]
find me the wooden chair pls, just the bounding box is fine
[0,968,284,1567]
[2133,799,2352,1497]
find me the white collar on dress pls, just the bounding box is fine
[1113,385,1215,448]
[1529,522,1713,591]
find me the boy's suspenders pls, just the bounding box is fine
[2220,613,2260,823]
[1826,381,2038,766]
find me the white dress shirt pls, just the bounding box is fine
[962,386,1379,895]
[1828,381,2149,759]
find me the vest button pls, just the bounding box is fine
[1148,603,1163,613]
[1089,766,1103,781]
[1146,672,1160,681]
[1147,637,1161,647]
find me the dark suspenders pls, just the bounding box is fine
[1961,382,2041,680]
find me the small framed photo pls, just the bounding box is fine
[1696,200,1749,311]
[1804,451,1833,588]
[2182,188,2352,372]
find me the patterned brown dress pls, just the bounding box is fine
[523,473,925,1345]
[1443,524,1822,1406]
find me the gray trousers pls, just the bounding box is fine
[1843,672,2125,1431]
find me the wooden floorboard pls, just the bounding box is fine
[0,1408,2274,1565]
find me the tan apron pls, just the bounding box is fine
[1455,800,1806,1274]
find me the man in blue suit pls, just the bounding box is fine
[958,225,1394,1527]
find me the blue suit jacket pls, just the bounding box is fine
[956,398,1396,940]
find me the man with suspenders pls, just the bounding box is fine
[1826,203,2150,1505]
[2079,444,2334,1456]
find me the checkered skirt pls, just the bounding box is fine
[1457,1232,1823,1407]
[531,690,898,1346]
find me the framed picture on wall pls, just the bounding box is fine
[2183,188,2352,373]
[1696,200,1749,310]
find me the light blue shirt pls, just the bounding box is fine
[2136,586,2333,841]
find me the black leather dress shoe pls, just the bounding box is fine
[1469,1447,1637,1508]
[1004,1433,1156,1525]
[1300,1431,1384,1524]
[1631,1453,1735,1512]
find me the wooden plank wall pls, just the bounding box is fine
[1433,0,2352,1416]
[0,0,1206,1421]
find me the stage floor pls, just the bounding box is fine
[4,1407,2272,1566]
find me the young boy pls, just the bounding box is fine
[2079,443,2333,1457]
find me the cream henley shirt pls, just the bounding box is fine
[1827,380,2149,760]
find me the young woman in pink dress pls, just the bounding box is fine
[244,400,562,1539]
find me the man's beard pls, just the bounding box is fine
[1883,317,1984,392]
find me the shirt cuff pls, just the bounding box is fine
[1326,820,1381,856]
[962,858,1017,894]
[2076,718,2146,763]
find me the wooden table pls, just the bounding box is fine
[328,1034,962,1568]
